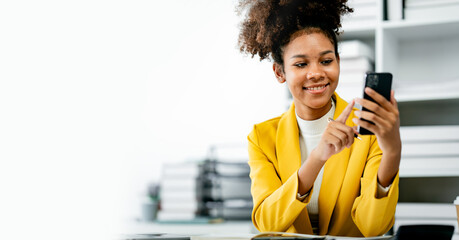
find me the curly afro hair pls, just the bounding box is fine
[236,0,353,65]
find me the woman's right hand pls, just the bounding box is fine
[312,100,357,162]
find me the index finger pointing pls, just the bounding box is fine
[335,99,355,123]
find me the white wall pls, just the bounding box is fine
[0,1,286,239]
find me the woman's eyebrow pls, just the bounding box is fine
[290,50,334,59]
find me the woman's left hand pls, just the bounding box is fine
[354,87,401,158]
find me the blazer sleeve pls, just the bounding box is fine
[351,136,399,237]
[248,125,311,232]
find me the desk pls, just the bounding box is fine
[123,220,257,236]
[123,220,459,240]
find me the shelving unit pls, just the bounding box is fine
[342,12,459,105]
[341,1,459,176]
[340,1,459,234]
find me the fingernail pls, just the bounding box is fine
[366,87,374,93]
[354,111,361,117]
[352,118,358,124]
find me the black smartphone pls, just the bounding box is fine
[396,224,454,240]
[358,72,393,135]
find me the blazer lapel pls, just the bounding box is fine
[318,94,353,235]
[276,103,302,183]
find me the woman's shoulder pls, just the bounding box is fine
[249,110,291,143]
[252,113,285,132]
[248,114,284,151]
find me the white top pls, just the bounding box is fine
[295,101,335,215]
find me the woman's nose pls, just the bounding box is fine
[306,69,324,80]
[306,64,324,80]
[307,72,321,79]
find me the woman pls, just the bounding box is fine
[237,0,401,237]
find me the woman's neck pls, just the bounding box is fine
[295,99,333,121]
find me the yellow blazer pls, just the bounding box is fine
[247,93,399,237]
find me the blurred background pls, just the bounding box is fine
[1,0,459,239]
[0,0,286,239]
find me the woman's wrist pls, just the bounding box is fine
[378,151,401,187]
[297,150,326,195]
[310,148,328,163]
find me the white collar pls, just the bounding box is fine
[295,100,335,136]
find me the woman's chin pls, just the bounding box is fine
[305,95,332,108]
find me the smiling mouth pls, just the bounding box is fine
[303,83,330,90]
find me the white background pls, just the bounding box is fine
[0,1,286,239]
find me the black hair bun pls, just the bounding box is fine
[237,0,353,63]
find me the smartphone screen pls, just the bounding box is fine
[358,72,393,135]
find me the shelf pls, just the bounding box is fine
[343,16,459,40]
[396,203,457,218]
[398,98,459,126]
[396,94,459,103]
[396,88,459,102]
[382,17,459,40]
[380,27,459,92]
[340,26,375,40]
[399,170,459,178]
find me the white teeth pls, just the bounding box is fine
[307,85,326,90]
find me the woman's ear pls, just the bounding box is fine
[273,63,286,83]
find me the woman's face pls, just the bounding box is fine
[274,31,340,120]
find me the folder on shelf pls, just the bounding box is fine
[343,0,378,29]
[386,0,403,21]
[405,1,459,21]
[339,40,374,61]
[340,57,373,72]
[399,125,459,177]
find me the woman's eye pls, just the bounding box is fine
[294,63,307,67]
[321,59,333,65]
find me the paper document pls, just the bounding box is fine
[191,232,394,240]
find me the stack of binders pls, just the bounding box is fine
[156,161,205,222]
[404,0,459,21]
[336,40,374,103]
[342,0,378,30]
[399,125,459,177]
[201,160,253,220]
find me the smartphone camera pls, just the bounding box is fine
[367,74,379,89]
